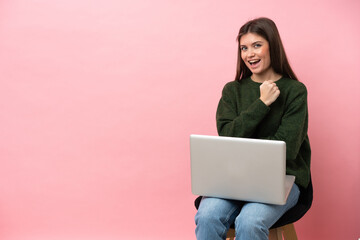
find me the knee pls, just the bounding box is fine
[195,198,234,227]
[195,208,229,239]
[235,214,268,236]
[195,208,222,227]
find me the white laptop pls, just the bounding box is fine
[190,134,295,205]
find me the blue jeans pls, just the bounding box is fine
[195,184,300,240]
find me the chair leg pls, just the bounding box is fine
[227,223,297,240]
[282,224,298,240]
[226,228,235,240]
[269,224,298,240]
[269,227,283,240]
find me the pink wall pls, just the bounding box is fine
[0,0,359,239]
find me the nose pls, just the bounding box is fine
[247,48,255,57]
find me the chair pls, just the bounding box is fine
[226,223,297,240]
[194,177,313,240]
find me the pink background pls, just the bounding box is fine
[0,0,359,239]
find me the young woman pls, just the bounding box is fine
[194,17,311,240]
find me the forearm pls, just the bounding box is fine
[262,90,309,160]
[217,99,270,137]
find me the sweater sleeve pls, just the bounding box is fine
[216,83,270,137]
[264,84,309,160]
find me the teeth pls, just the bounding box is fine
[249,60,260,65]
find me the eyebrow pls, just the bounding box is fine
[240,41,264,47]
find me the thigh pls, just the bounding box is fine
[236,183,300,228]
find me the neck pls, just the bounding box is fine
[251,69,282,83]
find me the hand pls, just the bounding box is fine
[259,80,280,106]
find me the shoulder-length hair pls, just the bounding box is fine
[235,17,298,81]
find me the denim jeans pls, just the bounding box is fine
[195,184,300,240]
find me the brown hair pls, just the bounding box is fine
[235,17,298,81]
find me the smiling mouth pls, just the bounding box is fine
[249,60,260,65]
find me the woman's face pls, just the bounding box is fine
[240,33,272,77]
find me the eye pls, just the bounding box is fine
[240,46,247,51]
[254,43,262,48]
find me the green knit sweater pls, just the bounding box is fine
[216,77,311,189]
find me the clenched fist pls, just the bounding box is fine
[259,80,280,106]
